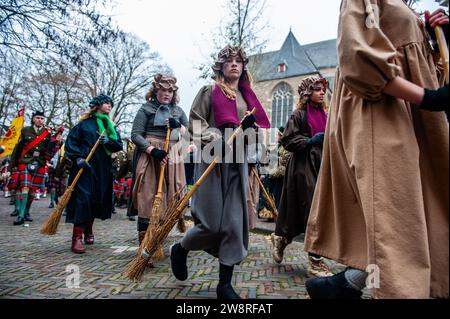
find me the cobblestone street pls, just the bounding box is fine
[0,196,346,299]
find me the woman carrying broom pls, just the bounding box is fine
[65,94,123,254]
[130,74,188,265]
[169,45,270,299]
[270,76,334,278]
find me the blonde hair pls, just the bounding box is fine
[79,107,99,121]
[214,70,253,100]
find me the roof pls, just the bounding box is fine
[248,31,337,82]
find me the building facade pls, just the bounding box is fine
[248,31,337,144]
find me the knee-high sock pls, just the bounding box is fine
[14,193,20,211]
[24,195,34,215]
[17,193,28,218]
[50,189,56,205]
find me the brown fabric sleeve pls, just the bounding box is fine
[188,85,221,147]
[338,0,400,101]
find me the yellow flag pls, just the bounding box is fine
[0,108,25,157]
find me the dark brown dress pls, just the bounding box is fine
[275,108,323,240]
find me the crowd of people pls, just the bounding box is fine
[0,0,448,300]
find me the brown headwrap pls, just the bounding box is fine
[152,74,178,91]
[145,74,179,103]
[298,76,329,100]
[211,45,249,79]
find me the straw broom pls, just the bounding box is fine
[124,108,257,281]
[147,125,171,261]
[40,130,105,235]
[251,166,278,220]
[435,25,449,83]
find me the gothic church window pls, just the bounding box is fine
[271,82,293,143]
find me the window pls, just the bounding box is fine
[277,63,286,73]
[271,83,293,143]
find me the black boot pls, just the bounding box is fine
[305,270,363,299]
[10,209,19,217]
[13,216,25,226]
[216,264,241,299]
[170,242,189,281]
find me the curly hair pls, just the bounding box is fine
[296,76,329,112]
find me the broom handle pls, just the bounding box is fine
[176,108,257,210]
[435,26,449,83]
[155,126,171,197]
[251,166,276,212]
[67,130,105,191]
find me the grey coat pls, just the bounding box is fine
[181,85,250,266]
[127,100,188,217]
[130,100,188,151]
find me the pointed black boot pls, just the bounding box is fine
[305,270,363,299]
[216,264,242,299]
[170,242,189,281]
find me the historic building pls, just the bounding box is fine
[248,31,337,144]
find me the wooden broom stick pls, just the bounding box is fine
[435,25,449,83]
[146,124,171,260]
[124,108,257,281]
[40,130,105,235]
[251,166,278,220]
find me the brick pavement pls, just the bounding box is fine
[0,195,349,299]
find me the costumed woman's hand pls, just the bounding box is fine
[168,118,181,129]
[420,84,449,112]
[426,9,449,28]
[425,9,449,53]
[307,132,325,145]
[99,135,109,145]
[241,113,256,130]
[76,158,91,171]
[150,148,169,164]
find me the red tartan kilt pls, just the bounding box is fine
[125,178,132,197]
[7,164,47,191]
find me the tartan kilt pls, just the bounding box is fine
[113,177,125,197]
[7,164,47,191]
[125,178,132,197]
[47,174,67,196]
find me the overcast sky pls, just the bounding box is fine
[109,0,442,115]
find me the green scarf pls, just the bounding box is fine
[94,113,118,156]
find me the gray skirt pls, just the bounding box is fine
[181,155,249,266]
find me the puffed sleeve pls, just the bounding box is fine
[281,110,309,153]
[338,0,400,100]
[131,107,151,151]
[189,86,221,147]
[179,109,189,127]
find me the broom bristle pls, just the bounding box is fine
[153,245,165,260]
[40,188,72,235]
[123,254,149,281]
[124,187,188,282]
